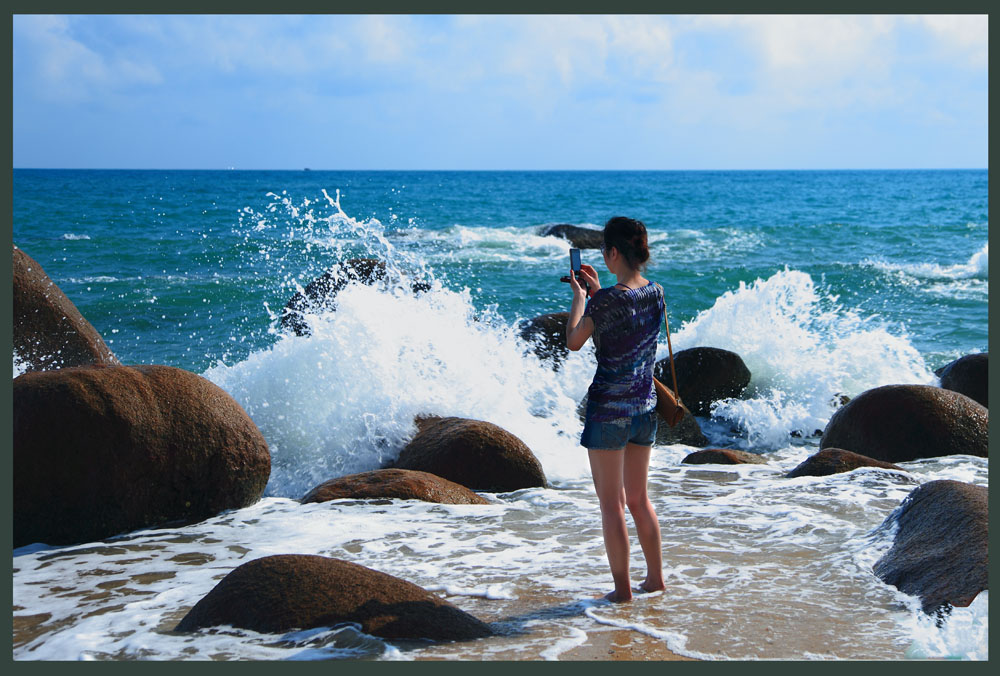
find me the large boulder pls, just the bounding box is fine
[13,244,120,372]
[935,353,987,408]
[281,258,430,336]
[682,448,767,465]
[302,469,489,505]
[539,223,604,249]
[786,448,903,478]
[820,385,987,463]
[393,417,546,492]
[13,365,271,548]
[654,347,751,416]
[176,554,494,640]
[873,480,987,614]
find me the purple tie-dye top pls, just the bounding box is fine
[583,281,664,423]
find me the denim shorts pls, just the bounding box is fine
[580,406,658,450]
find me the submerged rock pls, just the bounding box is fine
[682,448,767,465]
[394,416,546,492]
[14,365,270,548]
[935,353,987,408]
[786,448,903,478]
[654,347,751,416]
[281,258,431,336]
[302,469,489,505]
[819,384,987,463]
[175,554,494,640]
[873,480,987,614]
[539,223,604,249]
[13,244,120,373]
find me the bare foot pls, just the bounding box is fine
[637,580,665,594]
[603,590,633,603]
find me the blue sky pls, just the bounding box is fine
[12,14,988,170]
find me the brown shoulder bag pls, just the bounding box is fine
[653,285,687,427]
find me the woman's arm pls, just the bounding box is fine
[566,265,599,351]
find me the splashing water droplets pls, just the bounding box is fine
[669,269,935,448]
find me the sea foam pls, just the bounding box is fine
[903,591,988,660]
[13,353,28,379]
[204,282,596,498]
[866,242,988,280]
[667,269,935,448]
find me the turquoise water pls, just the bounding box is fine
[13,169,987,374]
[12,169,988,660]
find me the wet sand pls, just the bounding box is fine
[558,628,695,661]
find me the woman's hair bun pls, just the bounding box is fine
[603,216,650,270]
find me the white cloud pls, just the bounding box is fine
[692,15,896,79]
[412,14,677,103]
[911,15,988,67]
[14,15,162,103]
[355,15,415,64]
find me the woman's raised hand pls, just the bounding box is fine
[579,264,600,297]
[568,264,588,303]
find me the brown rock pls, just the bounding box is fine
[654,347,751,416]
[873,480,987,614]
[682,448,767,465]
[13,244,120,372]
[175,554,494,640]
[519,312,570,365]
[539,223,603,249]
[394,417,546,492]
[787,448,904,478]
[302,469,489,505]
[14,365,271,547]
[820,384,987,463]
[935,353,987,408]
[281,258,430,336]
[654,407,709,447]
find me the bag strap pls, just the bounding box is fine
[657,283,682,404]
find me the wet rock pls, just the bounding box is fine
[519,312,570,365]
[394,416,546,492]
[13,244,120,373]
[281,258,431,336]
[935,353,987,408]
[873,480,987,614]
[786,448,903,478]
[175,554,494,640]
[539,223,604,249]
[654,347,751,416]
[13,365,270,548]
[682,448,767,465]
[820,385,987,463]
[302,469,490,505]
[654,407,709,447]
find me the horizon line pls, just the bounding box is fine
[12,166,988,172]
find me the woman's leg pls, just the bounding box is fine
[588,448,632,602]
[624,443,665,592]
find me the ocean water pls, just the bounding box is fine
[12,169,988,660]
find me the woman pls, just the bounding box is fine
[566,216,666,603]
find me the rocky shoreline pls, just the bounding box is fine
[13,242,989,657]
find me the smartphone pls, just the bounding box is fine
[570,248,582,273]
[561,248,589,290]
